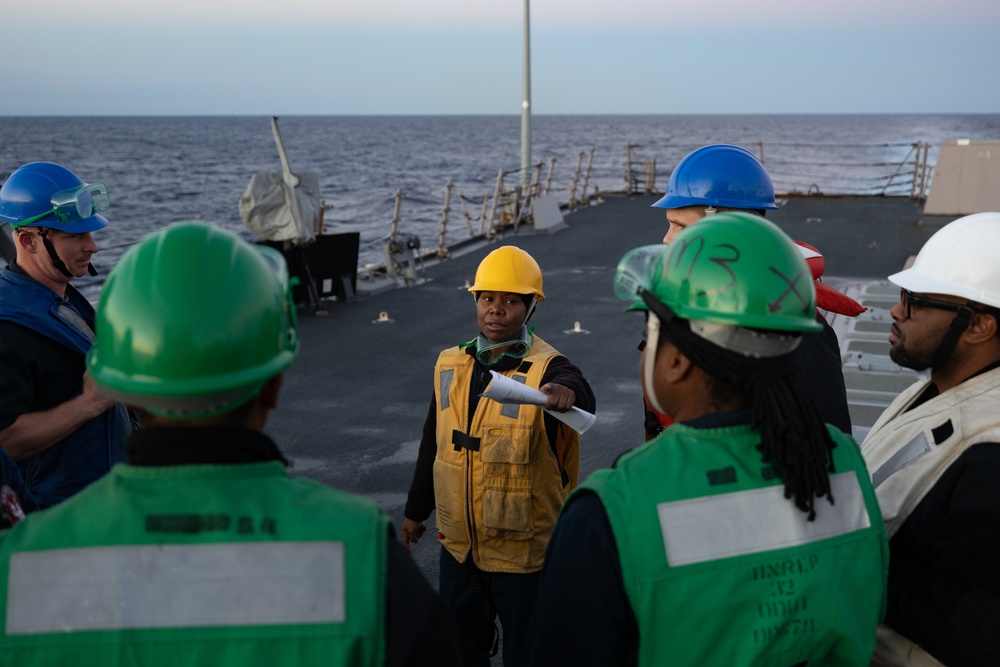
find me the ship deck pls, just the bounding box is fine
[266,193,959,584]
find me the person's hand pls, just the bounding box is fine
[401,518,427,553]
[539,383,575,412]
[81,371,118,415]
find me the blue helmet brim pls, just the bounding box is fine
[20,212,109,233]
[650,193,674,209]
[70,212,109,233]
[651,193,779,210]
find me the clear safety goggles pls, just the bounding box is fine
[613,244,663,307]
[617,246,800,358]
[473,325,532,366]
[16,182,110,227]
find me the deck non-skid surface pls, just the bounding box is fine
[266,193,955,585]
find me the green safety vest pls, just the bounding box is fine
[0,461,388,666]
[580,422,888,666]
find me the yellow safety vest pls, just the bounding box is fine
[432,336,580,573]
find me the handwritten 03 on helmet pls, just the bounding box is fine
[615,212,821,357]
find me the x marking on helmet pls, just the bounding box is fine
[767,267,811,314]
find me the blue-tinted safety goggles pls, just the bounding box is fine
[15,182,110,227]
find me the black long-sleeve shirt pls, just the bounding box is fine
[404,347,596,522]
[801,316,852,434]
[884,441,1000,667]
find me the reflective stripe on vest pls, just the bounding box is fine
[861,366,1000,538]
[582,423,888,666]
[658,472,871,567]
[433,336,579,572]
[7,541,345,635]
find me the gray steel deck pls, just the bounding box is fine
[265,193,958,584]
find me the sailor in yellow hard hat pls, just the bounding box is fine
[401,245,596,667]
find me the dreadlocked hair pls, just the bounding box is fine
[661,317,837,521]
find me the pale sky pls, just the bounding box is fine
[4,0,998,115]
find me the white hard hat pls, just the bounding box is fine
[889,212,1000,309]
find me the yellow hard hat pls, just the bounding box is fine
[468,246,545,301]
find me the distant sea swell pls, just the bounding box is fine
[2,114,999,299]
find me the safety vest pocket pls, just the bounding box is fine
[433,458,469,543]
[480,425,531,465]
[482,483,533,539]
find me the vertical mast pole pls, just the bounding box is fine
[520,0,531,190]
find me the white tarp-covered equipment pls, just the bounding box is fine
[238,117,318,246]
[239,171,319,245]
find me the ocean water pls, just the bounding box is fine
[3,114,1000,299]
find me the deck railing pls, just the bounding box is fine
[623,141,933,199]
[366,139,938,279]
[32,139,939,295]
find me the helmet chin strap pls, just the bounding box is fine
[643,312,667,415]
[525,294,538,322]
[37,228,97,278]
[931,306,975,369]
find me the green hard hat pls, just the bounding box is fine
[616,212,821,334]
[87,221,300,418]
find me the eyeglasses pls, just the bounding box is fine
[899,288,980,320]
[14,182,110,227]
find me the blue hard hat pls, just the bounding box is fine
[652,144,778,211]
[0,162,109,232]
